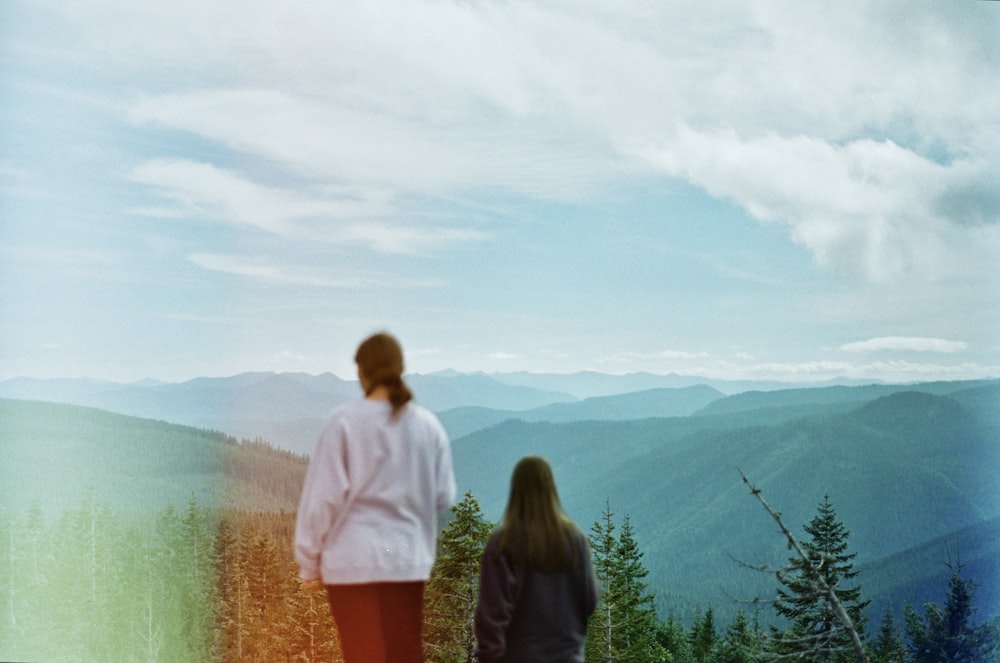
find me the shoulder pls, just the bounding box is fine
[565,521,590,550]
[401,403,449,437]
[404,400,438,421]
[318,400,385,440]
[482,528,511,565]
[327,398,364,418]
[485,527,504,549]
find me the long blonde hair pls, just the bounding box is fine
[497,456,581,571]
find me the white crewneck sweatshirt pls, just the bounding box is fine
[294,398,456,584]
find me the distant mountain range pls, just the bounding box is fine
[2,372,998,627]
[0,370,942,454]
[0,371,722,453]
[0,372,573,453]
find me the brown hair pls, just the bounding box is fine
[354,332,414,415]
[497,455,581,571]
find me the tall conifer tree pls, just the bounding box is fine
[425,491,493,663]
[657,613,697,663]
[870,608,906,663]
[904,567,995,663]
[689,607,717,662]
[713,610,765,663]
[771,495,869,662]
[587,502,666,663]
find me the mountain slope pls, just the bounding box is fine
[451,388,1000,619]
[695,379,1000,417]
[859,515,1000,624]
[0,398,307,513]
[438,385,723,438]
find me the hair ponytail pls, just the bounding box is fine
[387,378,413,413]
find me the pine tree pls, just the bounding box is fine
[586,502,666,663]
[690,607,717,663]
[588,500,618,663]
[179,494,217,661]
[770,495,870,663]
[148,498,221,662]
[616,514,664,662]
[425,491,493,663]
[903,566,995,663]
[870,608,906,663]
[283,574,339,663]
[711,610,764,663]
[657,613,697,663]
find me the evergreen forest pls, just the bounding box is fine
[2,489,997,661]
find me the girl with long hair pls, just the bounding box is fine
[475,455,600,662]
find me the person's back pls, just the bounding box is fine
[302,397,452,583]
[477,526,597,662]
[294,332,457,663]
[474,456,600,663]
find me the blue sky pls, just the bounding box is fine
[2,0,999,383]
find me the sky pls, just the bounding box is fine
[2,0,999,384]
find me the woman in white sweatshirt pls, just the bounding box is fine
[294,332,457,663]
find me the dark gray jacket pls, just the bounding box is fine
[474,528,600,663]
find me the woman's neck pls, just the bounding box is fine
[366,384,391,401]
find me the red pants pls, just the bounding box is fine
[326,581,425,663]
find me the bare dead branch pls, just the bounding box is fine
[737,467,871,663]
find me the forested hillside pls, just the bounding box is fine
[0,398,306,514]
[450,383,1000,623]
[0,495,341,662]
[438,384,723,438]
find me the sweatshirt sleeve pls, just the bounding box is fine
[294,417,350,581]
[474,533,517,662]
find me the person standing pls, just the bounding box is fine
[475,455,600,663]
[295,332,457,663]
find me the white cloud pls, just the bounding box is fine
[0,162,51,201]
[597,349,711,367]
[587,344,994,384]
[840,337,968,354]
[745,359,996,383]
[660,358,996,384]
[187,253,359,287]
[187,253,445,288]
[48,0,999,282]
[487,352,520,361]
[635,127,1000,282]
[269,349,307,365]
[7,0,1000,383]
[130,158,392,226]
[338,221,487,256]
[130,159,488,254]
[129,87,623,201]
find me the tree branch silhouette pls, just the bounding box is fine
[737,467,870,663]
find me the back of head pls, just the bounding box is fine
[354,332,414,414]
[500,455,578,571]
